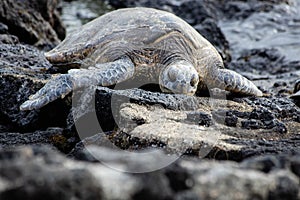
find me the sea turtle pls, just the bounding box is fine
[20,7,262,111]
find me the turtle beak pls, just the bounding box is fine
[44,50,63,63]
[160,86,173,93]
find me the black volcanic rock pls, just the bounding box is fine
[0,0,65,49]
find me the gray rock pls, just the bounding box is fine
[0,127,77,153]
[0,43,51,70]
[180,161,299,200]
[0,128,61,147]
[115,98,299,160]
[0,146,105,200]
[63,83,300,161]
[0,0,65,49]
[26,0,66,40]
[0,146,145,200]
[0,44,70,131]
[68,86,202,133]
[229,48,300,96]
[1,146,299,200]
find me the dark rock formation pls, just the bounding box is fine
[0,0,65,49]
[0,127,77,152]
[0,146,104,200]
[62,86,300,161]
[0,43,71,132]
[0,146,299,200]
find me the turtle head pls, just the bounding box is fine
[159,61,199,95]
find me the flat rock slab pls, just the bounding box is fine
[74,87,299,160]
[117,102,300,160]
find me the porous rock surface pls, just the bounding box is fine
[70,87,299,161]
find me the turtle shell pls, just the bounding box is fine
[45,7,220,69]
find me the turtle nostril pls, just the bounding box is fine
[190,75,198,87]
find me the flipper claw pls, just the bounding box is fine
[20,74,74,111]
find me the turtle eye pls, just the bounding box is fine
[294,79,300,93]
[190,74,198,87]
[168,68,178,82]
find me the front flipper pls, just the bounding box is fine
[209,69,263,96]
[20,74,74,110]
[20,57,135,110]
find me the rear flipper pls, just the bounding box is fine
[20,57,134,110]
[210,69,263,96]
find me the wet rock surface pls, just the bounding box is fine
[0,0,300,199]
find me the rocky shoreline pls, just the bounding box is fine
[0,0,299,199]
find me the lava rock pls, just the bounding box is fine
[68,86,202,133]
[241,119,262,129]
[241,96,300,123]
[0,0,65,49]
[0,43,70,131]
[0,43,51,70]
[230,48,300,75]
[212,110,239,127]
[25,0,66,40]
[186,111,212,127]
[0,128,61,148]
[64,84,300,160]
[114,99,299,160]
[0,146,104,200]
[225,135,300,159]
[238,107,288,133]
[1,143,299,200]
[0,127,76,152]
[213,0,292,20]
[224,111,239,127]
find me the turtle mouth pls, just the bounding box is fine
[160,86,173,93]
[160,85,196,95]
